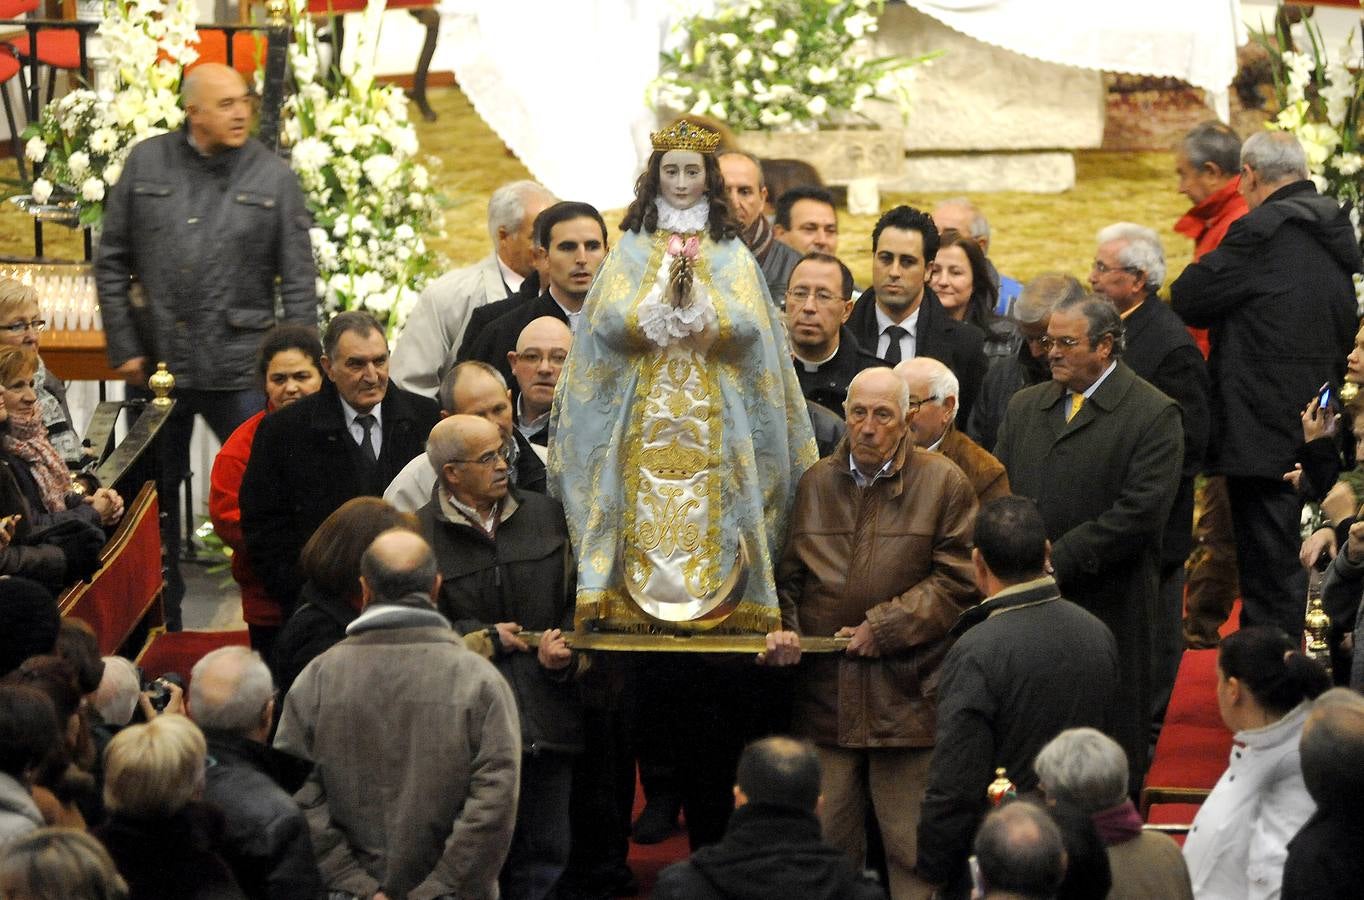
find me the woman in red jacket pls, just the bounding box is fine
[209,326,322,661]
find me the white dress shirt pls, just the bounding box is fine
[340,398,383,460]
[874,303,920,360]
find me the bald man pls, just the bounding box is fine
[190,645,323,899]
[895,358,1009,502]
[418,415,580,900]
[275,527,521,899]
[931,199,1021,316]
[507,315,571,447]
[96,62,317,630]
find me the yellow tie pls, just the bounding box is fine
[1067,393,1084,422]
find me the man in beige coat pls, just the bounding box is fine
[274,530,520,900]
[769,367,978,899]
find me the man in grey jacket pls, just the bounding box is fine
[274,529,521,900]
[95,62,318,629]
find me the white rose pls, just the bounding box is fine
[752,18,775,34]
[689,89,712,116]
[718,32,739,49]
[1335,153,1362,177]
[67,151,90,177]
[103,162,123,185]
[361,153,401,189]
[772,40,795,58]
[31,178,53,204]
[309,227,329,248]
[24,137,46,163]
[734,47,753,69]
[709,102,727,119]
[769,84,795,99]
[760,55,778,74]
[351,214,374,235]
[80,177,105,202]
[844,11,877,39]
[806,95,828,117]
[394,223,415,241]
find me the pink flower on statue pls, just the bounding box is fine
[667,234,701,260]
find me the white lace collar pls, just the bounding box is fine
[655,196,710,234]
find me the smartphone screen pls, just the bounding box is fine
[1318,382,1334,413]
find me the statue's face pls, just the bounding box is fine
[659,150,706,210]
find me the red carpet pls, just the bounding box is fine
[626,779,690,896]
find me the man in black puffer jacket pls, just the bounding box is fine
[418,413,581,900]
[1172,130,1364,640]
[655,736,884,900]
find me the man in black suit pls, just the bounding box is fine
[847,206,988,424]
[1090,222,1208,731]
[460,201,607,388]
[240,311,441,617]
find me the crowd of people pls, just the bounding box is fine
[2,60,1364,900]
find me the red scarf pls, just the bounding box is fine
[3,411,71,513]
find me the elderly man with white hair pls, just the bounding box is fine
[1172,130,1364,640]
[190,645,322,900]
[768,366,977,899]
[894,357,1009,502]
[1034,728,1192,900]
[1091,222,1209,737]
[391,180,556,398]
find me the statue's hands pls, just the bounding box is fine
[537,628,572,670]
[838,621,881,658]
[756,630,801,666]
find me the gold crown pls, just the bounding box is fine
[650,119,722,154]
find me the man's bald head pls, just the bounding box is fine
[359,529,439,608]
[188,646,274,742]
[182,63,252,154]
[427,413,501,472]
[848,366,911,417]
[510,317,572,421]
[443,361,514,437]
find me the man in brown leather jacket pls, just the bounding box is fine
[767,366,978,900]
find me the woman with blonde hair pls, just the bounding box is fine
[0,278,81,466]
[0,828,128,900]
[93,715,245,899]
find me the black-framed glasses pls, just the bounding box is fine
[0,319,46,334]
[452,444,514,467]
[786,287,845,306]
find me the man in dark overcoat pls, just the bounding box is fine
[994,295,1182,790]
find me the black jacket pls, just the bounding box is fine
[1171,180,1363,478]
[455,272,540,364]
[0,457,67,588]
[794,327,881,412]
[202,733,322,900]
[1121,297,1210,565]
[418,488,582,755]
[807,399,846,459]
[1281,810,1364,900]
[654,803,885,900]
[848,287,988,425]
[966,341,1051,453]
[462,290,570,392]
[95,802,247,900]
[240,381,440,611]
[915,578,1118,894]
[271,582,358,702]
[95,132,317,391]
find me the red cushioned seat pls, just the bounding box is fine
[7,28,81,70]
[136,629,250,693]
[0,49,17,81]
[1162,648,1221,727]
[1145,802,1203,847]
[183,30,267,77]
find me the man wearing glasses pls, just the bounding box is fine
[785,253,878,413]
[418,413,580,900]
[994,295,1183,794]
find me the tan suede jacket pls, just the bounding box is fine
[777,436,979,748]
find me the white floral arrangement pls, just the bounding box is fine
[651,0,935,131]
[21,0,198,227]
[284,0,443,334]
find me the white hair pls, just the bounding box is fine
[1241,131,1308,184]
[92,656,141,727]
[486,180,554,246]
[927,366,960,421]
[1096,222,1166,293]
[1033,727,1129,815]
[188,646,274,735]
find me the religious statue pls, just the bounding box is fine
[549,119,818,637]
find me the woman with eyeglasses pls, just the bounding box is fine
[930,231,1021,364]
[0,279,81,468]
[209,326,324,663]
